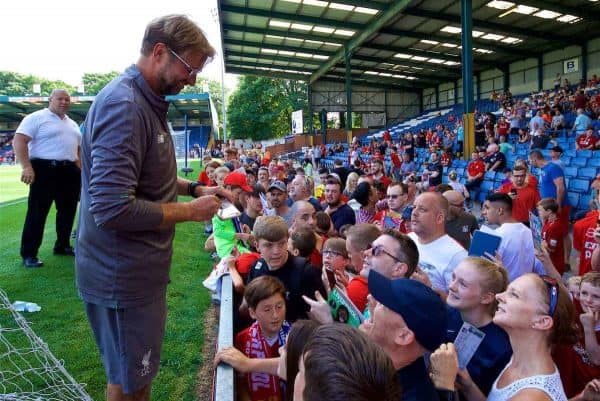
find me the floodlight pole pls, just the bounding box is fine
[221,58,227,143]
[345,46,353,147]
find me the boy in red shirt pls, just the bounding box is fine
[537,198,565,274]
[553,272,600,397]
[573,208,600,276]
[235,276,290,401]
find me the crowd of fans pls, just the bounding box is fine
[202,75,600,401]
[203,102,600,400]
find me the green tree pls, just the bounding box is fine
[0,71,75,96]
[81,72,120,94]
[227,76,307,141]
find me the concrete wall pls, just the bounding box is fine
[311,80,421,124]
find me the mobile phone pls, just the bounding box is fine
[325,268,336,288]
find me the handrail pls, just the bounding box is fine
[214,275,235,401]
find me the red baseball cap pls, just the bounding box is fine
[224,171,252,192]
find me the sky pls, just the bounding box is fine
[0,0,238,91]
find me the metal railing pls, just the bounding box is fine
[214,275,234,401]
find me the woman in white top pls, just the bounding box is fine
[430,273,576,401]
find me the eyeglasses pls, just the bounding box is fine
[387,194,402,199]
[323,249,345,258]
[368,243,403,263]
[541,275,559,316]
[168,47,205,77]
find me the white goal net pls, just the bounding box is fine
[0,289,93,401]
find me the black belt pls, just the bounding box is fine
[31,158,75,167]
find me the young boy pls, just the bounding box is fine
[553,272,600,398]
[289,227,318,264]
[235,276,290,401]
[538,198,566,275]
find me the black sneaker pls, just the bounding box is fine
[23,257,44,268]
[53,246,75,256]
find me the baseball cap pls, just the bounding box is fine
[326,173,341,183]
[550,145,563,154]
[224,171,252,193]
[268,180,287,192]
[368,270,447,352]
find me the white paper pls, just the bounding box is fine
[453,322,485,369]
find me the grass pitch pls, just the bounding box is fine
[0,161,214,401]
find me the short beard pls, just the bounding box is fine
[327,198,341,208]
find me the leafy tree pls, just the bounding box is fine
[0,71,75,96]
[227,76,307,141]
[81,72,120,94]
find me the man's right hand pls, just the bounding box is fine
[21,166,34,185]
[188,195,221,221]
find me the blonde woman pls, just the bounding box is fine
[344,172,359,197]
[431,273,575,401]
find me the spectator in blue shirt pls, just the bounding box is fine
[571,108,592,136]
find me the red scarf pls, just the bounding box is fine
[242,321,290,401]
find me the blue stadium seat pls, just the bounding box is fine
[569,179,590,194]
[456,168,465,177]
[572,157,588,168]
[588,158,600,169]
[563,166,578,179]
[560,156,571,166]
[485,171,496,181]
[577,150,593,158]
[579,167,597,180]
[579,194,592,211]
[564,149,577,158]
[568,192,580,210]
[478,180,495,203]
[494,172,506,182]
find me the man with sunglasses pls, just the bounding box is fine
[377,182,412,233]
[497,164,540,225]
[77,15,230,401]
[442,190,479,250]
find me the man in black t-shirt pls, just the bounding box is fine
[246,216,325,322]
[240,184,265,230]
[484,144,506,172]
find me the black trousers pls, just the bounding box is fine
[20,159,81,259]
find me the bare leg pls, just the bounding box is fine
[107,383,151,401]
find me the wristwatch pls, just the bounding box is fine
[188,181,201,198]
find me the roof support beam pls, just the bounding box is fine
[220,4,363,30]
[224,39,460,81]
[310,0,413,84]
[511,0,600,21]
[226,50,322,66]
[226,51,446,84]
[226,66,421,92]
[222,23,345,45]
[351,53,464,75]
[401,8,571,44]
[225,38,333,57]
[378,27,533,57]
[227,60,315,75]
[227,59,436,86]
[346,65,453,84]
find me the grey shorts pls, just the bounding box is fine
[84,297,167,394]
